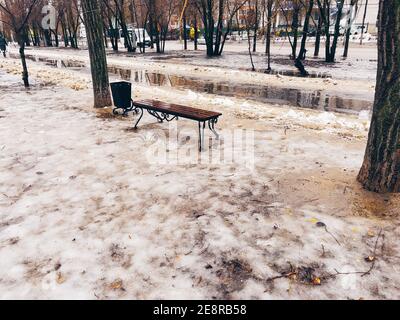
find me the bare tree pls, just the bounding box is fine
[0,0,40,87]
[81,0,112,108]
[316,0,345,62]
[297,0,314,61]
[159,0,178,52]
[265,0,274,71]
[359,0,368,45]
[343,0,358,58]
[314,8,322,56]
[358,0,400,193]
[243,0,257,70]
[195,0,247,57]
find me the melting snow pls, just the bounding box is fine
[1,56,400,300]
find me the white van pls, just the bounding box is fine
[119,28,152,49]
[133,28,152,48]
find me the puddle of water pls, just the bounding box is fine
[108,65,373,114]
[7,54,373,114]
[11,53,85,69]
[148,53,333,79]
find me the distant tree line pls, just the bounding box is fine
[1,1,367,59]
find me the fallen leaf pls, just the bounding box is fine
[56,272,65,284]
[307,218,319,224]
[285,208,293,216]
[367,230,376,238]
[312,277,322,286]
[288,273,297,281]
[365,256,375,263]
[110,279,123,290]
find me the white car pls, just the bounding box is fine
[198,36,206,45]
[197,36,216,46]
[133,28,152,48]
[119,28,152,49]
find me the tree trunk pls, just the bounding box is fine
[265,0,273,71]
[358,0,400,193]
[183,15,188,50]
[61,20,69,47]
[343,0,358,58]
[213,0,224,56]
[298,0,314,61]
[324,4,331,62]
[247,28,256,71]
[343,25,352,58]
[203,1,214,57]
[118,2,135,53]
[194,18,198,50]
[81,0,112,108]
[291,5,300,59]
[253,0,259,53]
[18,38,29,88]
[314,12,322,57]
[360,0,369,45]
[327,1,344,62]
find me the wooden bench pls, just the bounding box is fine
[132,100,222,151]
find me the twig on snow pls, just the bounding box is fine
[332,228,384,278]
[361,228,383,277]
[325,226,341,246]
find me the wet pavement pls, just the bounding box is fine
[10,53,374,115]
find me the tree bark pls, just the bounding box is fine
[183,15,188,50]
[327,1,344,62]
[253,0,259,53]
[291,4,300,59]
[314,12,322,57]
[265,0,273,71]
[18,38,29,88]
[358,0,400,193]
[194,17,198,50]
[360,0,369,45]
[81,0,112,108]
[343,0,358,58]
[298,0,314,61]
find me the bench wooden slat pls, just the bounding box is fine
[133,99,222,122]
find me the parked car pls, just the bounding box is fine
[198,36,207,45]
[229,31,243,41]
[133,28,152,48]
[119,28,152,48]
[198,35,217,46]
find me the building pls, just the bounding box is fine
[273,0,379,35]
[146,0,380,37]
[353,0,379,34]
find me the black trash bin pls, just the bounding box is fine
[110,81,133,115]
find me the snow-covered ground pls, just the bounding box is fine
[1,51,400,300]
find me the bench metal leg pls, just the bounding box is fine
[134,107,144,129]
[208,118,220,140]
[198,121,206,152]
[114,100,137,116]
[147,110,178,123]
